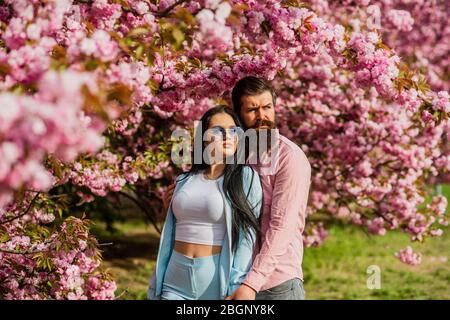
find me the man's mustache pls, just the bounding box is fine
[250,119,275,129]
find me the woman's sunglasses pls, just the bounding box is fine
[207,126,241,139]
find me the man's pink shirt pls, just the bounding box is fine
[244,130,312,292]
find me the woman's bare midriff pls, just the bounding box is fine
[174,240,222,258]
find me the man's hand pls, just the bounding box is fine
[225,284,256,300]
[162,182,176,213]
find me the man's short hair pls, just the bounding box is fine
[231,76,277,116]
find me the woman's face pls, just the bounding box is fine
[204,112,239,163]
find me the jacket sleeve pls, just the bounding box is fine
[228,166,263,294]
[146,270,160,300]
[146,172,188,300]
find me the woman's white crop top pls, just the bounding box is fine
[171,172,226,246]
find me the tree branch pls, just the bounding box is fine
[0,192,41,225]
[155,0,190,18]
[0,247,49,255]
[118,191,162,234]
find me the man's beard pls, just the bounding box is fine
[252,119,276,150]
[247,119,276,161]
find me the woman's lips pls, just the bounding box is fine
[222,142,234,148]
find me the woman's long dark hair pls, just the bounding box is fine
[179,105,261,252]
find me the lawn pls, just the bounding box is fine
[302,223,450,299]
[97,184,450,300]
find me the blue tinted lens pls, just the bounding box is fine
[210,127,225,137]
[209,126,240,138]
[228,127,240,137]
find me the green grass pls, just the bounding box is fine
[303,223,450,299]
[97,184,450,300]
[96,221,160,300]
[106,259,155,300]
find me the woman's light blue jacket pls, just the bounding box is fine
[147,166,262,300]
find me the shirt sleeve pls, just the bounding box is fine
[243,148,311,292]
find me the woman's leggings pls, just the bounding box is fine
[161,250,221,300]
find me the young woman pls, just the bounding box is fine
[147,105,263,300]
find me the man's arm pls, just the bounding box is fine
[243,149,311,293]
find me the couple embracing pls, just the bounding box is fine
[147,76,311,300]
